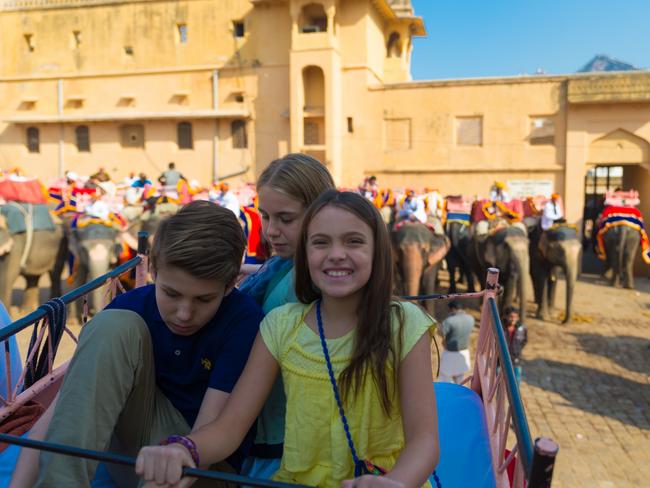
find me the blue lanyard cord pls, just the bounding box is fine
[315,300,362,471]
[316,300,442,487]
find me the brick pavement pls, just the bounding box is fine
[432,270,649,487]
[514,273,650,487]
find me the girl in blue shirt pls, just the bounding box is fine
[238,153,335,479]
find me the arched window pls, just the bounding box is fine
[75,125,90,152]
[299,3,328,33]
[386,32,402,58]
[177,122,193,150]
[26,127,40,153]
[231,120,247,149]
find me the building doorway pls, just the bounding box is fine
[582,165,623,249]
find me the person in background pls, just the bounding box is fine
[211,182,241,216]
[158,162,184,187]
[90,167,110,183]
[502,306,528,386]
[357,175,378,201]
[437,300,474,384]
[397,189,427,224]
[131,172,152,188]
[489,181,511,203]
[541,192,564,231]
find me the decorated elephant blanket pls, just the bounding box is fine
[444,196,472,227]
[0,178,46,205]
[471,199,523,223]
[596,206,650,264]
[0,203,56,235]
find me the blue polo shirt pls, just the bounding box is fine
[105,284,263,469]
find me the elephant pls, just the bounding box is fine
[121,201,179,250]
[600,224,641,289]
[471,223,530,319]
[0,209,65,314]
[445,221,476,293]
[528,224,581,323]
[68,223,121,315]
[392,221,450,315]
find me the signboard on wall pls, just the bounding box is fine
[507,179,553,198]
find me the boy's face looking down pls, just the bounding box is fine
[154,264,232,336]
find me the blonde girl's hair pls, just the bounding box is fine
[294,190,404,416]
[257,153,335,207]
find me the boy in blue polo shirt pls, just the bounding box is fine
[11,201,263,487]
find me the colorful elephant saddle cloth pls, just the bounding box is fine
[596,206,650,264]
[0,203,56,235]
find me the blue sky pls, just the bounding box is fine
[410,0,650,80]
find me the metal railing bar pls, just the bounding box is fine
[0,433,311,488]
[0,256,142,342]
[487,296,534,477]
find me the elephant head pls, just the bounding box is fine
[530,225,581,323]
[71,223,120,313]
[392,222,450,314]
[476,225,530,319]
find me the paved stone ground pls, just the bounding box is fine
[8,269,650,487]
[430,270,650,487]
[515,273,650,487]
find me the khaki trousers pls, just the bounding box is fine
[35,309,233,488]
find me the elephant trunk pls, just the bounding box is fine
[508,237,530,320]
[401,243,424,297]
[86,241,115,312]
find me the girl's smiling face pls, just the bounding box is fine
[306,205,374,300]
[258,186,305,259]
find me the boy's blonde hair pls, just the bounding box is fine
[257,153,335,207]
[150,200,245,284]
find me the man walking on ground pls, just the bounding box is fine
[437,300,474,384]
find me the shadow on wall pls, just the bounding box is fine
[522,358,650,430]
[571,333,650,376]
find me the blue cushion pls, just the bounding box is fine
[0,434,24,488]
[0,301,22,400]
[432,382,496,487]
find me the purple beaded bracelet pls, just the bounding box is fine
[160,435,200,467]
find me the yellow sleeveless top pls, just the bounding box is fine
[260,301,435,488]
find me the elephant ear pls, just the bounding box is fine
[426,236,450,267]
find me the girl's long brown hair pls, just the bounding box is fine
[295,190,404,415]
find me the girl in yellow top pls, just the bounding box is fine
[136,191,440,488]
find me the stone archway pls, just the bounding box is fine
[588,128,650,166]
[584,129,650,277]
